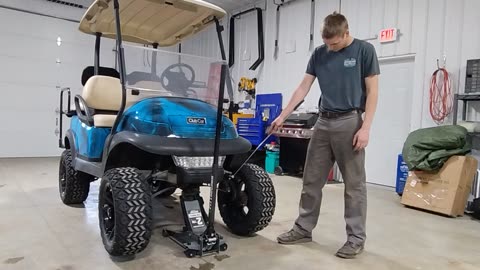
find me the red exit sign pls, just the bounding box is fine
[379,28,398,43]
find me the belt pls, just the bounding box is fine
[319,109,362,119]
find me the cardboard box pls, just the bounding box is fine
[401,155,478,217]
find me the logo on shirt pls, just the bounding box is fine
[344,58,357,68]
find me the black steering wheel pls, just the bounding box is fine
[160,63,196,96]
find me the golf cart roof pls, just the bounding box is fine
[79,0,226,46]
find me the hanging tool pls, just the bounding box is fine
[273,0,300,59]
[309,0,315,51]
[229,7,264,70]
[238,77,257,98]
[273,2,282,59]
[231,99,304,178]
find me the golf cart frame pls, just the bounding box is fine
[57,0,275,259]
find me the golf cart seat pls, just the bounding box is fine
[78,75,122,128]
[78,67,166,127]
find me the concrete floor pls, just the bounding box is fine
[1,157,479,270]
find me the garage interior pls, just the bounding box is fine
[1,0,480,269]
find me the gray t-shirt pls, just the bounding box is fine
[306,38,380,113]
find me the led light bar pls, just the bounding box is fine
[173,156,226,169]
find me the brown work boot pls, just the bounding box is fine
[277,229,312,245]
[335,241,364,259]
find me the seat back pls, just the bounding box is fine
[81,66,120,86]
[82,75,123,111]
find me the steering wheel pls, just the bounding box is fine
[160,63,196,96]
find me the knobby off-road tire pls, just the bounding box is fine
[218,163,276,236]
[99,167,153,257]
[58,150,93,204]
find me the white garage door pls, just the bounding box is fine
[0,8,114,158]
[365,57,415,187]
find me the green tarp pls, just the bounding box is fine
[402,125,471,172]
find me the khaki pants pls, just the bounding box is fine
[293,111,367,245]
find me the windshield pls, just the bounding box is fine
[122,43,227,107]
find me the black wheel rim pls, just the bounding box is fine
[59,160,66,197]
[151,180,161,193]
[101,182,115,241]
[221,176,249,216]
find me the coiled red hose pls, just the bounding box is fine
[429,67,452,124]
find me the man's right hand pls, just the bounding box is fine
[268,115,285,134]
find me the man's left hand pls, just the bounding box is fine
[353,127,369,151]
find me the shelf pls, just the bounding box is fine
[455,94,480,101]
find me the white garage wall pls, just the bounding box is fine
[341,0,480,129]
[189,0,480,131]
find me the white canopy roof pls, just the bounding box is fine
[79,0,226,46]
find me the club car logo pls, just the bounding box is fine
[186,117,206,125]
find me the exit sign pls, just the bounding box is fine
[379,28,398,43]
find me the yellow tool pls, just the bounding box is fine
[238,77,257,97]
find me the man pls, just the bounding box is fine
[270,12,380,259]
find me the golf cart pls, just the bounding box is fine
[56,0,276,258]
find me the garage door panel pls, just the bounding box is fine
[0,130,61,157]
[0,83,57,110]
[0,32,112,72]
[0,58,91,92]
[0,56,58,86]
[0,9,92,45]
[0,110,59,157]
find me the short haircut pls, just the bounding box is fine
[321,11,349,39]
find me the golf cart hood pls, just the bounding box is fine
[79,0,226,46]
[116,97,237,139]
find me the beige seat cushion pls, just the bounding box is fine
[82,75,120,128]
[93,115,117,127]
[82,76,171,127]
[83,75,122,111]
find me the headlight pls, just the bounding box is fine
[173,156,226,169]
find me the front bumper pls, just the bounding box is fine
[176,166,224,185]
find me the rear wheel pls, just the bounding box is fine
[58,150,93,204]
[99,167,153,257]
[218,163,276,236]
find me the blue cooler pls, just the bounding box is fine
[265,150,280,174]
[396,154,409,195]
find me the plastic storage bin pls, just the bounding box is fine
[265,150,280,174]
[396,154,409,195]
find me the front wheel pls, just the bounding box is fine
[98,167,153,257]
[218,164,276,236]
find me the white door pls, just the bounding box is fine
[365,57,415,187]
